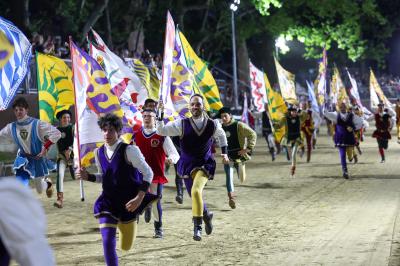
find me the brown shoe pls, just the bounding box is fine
[54,192,63,208]
[46,178,54,198]
[290,166,296,176]
[228,192,236,209]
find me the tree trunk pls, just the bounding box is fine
[81,0,109,43]
[23,0,29,28]
[237,39,250,92]
[105,5,112,49]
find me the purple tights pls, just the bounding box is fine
[338,146,347,173]
[99,216,118,266]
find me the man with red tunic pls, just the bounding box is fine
[134,109,179,238]
[300,102,314,163]
[372,103,392,163]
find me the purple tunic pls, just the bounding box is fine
[178,117,216,179]
[93,143,156,222]
[334,113,356,147]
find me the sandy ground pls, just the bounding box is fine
[19,126,400,265]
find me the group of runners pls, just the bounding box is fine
[0,95,399,266]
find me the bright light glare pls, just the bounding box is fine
[275,35,290,54]
[234,0,240,4]
[230,3,238,11]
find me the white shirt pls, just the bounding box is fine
[324,110,364,130]
[0,177,55,266]
[0,116,61,153]
[142,127,180,164]
[156,115,228,148]
[93,139,153,184]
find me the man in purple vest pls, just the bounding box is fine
[76,114,158,266]
[324,102,363,179]
[157,94,229,241]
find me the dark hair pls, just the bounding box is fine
[142,108,156,114]
[190,93,204,101]
[144,98,157,106]
[97,113,123,132]
[12,97,29,109]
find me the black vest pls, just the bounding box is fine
[57,124,74,152]
[287,115,300,141]
[223,121,241,160]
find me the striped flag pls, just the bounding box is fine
[126,58,160,100]
[0,16,32,110]
[347,69,372,117]
[36,53,74,123]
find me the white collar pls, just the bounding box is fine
[105,139,121,151]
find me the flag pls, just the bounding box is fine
[90,29,146,129]
[347,69,372,117]
[274,57,297,104]
[249,61,268,112]
[306,80,319,114]
[178,30,223,112]
[369,69,392,109]
[159,11,176,115]
[314,48,327,108]
[36,53,74,123]
[332,67,349,109]
[0,16,31,110]
[126,58,161,101]
[264,73,287,142]
[70,40,128,167]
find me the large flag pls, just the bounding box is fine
[36,53,74,123]
[332,67,349,108]
[178,30,223,112]
[264,73,287,142]
[90,29,146,130]
[249,61,268,112]
[306,80,319,114]
[274,57,297,104]
[314,48,327,108]
[0,16,32,110]
[70,41,127,167]
[159,11,176,117]
[369,69,392,109]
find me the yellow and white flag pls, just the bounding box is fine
[274,57,297,104]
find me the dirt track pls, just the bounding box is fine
[31,126,400,265]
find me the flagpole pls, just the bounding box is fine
[69,36,85,202]
[157,11,170,119]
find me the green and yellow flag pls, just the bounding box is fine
[264,73,287,142]
[178,30,223,112]
[36,53,74,123]
[130,59,161,100]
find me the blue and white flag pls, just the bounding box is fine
[0,16,32,110]
[306,80,319,114]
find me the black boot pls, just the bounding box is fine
[175,177,184,204]
[144,206,152,223]
[193,217,202,241]
[269,148,275,161]
[154,221,163,238]
[203,210,214,235]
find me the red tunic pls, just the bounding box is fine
[372,113,391,140]
[134,129,168,184]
